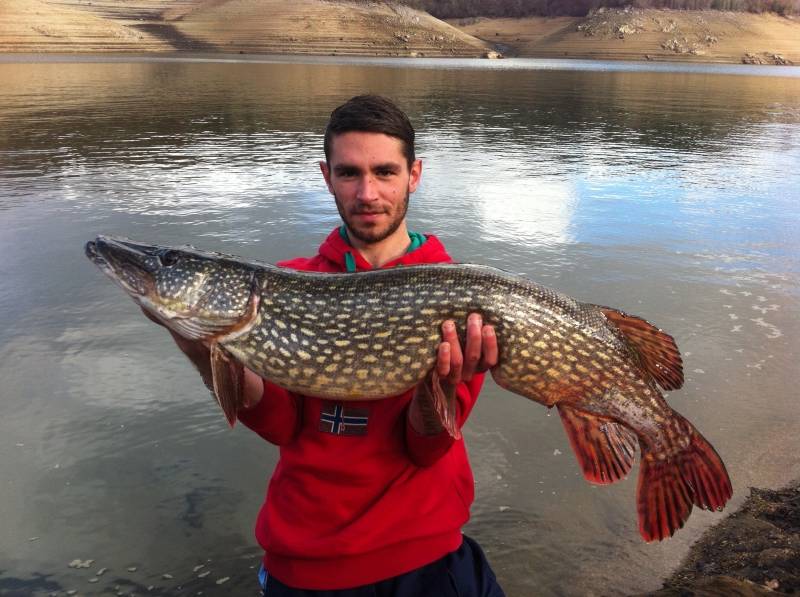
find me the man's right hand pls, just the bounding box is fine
[139,306,264,412]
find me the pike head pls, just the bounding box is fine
[85,235,259,342]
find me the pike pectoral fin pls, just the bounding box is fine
[210,343,244,428]
[428,370,461,440]
[557,405,637,484]
[599,307,684,391]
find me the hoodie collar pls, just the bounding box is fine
[319,227,451,272]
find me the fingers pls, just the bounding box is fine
[438,314,497,384]
[438,320,462,384]
[477,325,498,373]
[459,313,482,381]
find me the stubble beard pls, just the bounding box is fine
[334,190,410,245]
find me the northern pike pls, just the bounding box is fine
[85,235,732,542]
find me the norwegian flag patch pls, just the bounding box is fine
[318,403,369,436]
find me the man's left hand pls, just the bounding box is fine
[436,313,498,383]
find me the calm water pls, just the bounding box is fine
[1,55,799,597]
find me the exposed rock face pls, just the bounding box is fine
[743,52,794,65]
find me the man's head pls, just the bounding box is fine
[324,95,415,169]
[320,96,422,251]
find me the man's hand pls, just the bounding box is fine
[139,306,263,411]
[409,314,497,436]
[435,313,498,384]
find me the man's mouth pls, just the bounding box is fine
[352,211,386,221]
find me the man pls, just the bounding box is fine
[162,95,505,596]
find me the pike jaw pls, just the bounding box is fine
[85,236,259,341]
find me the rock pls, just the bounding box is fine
[742,52,764,64]
[756,547,794,567]
[483,50,502,59]
[771,53,792,65]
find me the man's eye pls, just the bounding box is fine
[377,169,395,177]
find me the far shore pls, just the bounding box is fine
[1,0,798,66]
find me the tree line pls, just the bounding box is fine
[400,0,800,17]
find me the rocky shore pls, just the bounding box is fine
[636,480,800,596]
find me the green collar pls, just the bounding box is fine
[339,226,426,272]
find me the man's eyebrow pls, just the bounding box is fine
[332,164,361,173]
[371,162,401,172]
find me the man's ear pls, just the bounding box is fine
[408,159,423,194]
[319,161,334,195]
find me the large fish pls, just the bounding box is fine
[85,235,732,541]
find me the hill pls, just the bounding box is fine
[455,8,799,64]
[0,0,491,56]
[1,1,798,63]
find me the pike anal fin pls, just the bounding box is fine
[558,405,637,484]
[210,343,244,427]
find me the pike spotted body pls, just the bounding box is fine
[86,235,732,542]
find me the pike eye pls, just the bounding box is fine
[159,250,181,267]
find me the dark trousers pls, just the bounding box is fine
[260,534,505,597]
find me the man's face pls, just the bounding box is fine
[320,131,422,246]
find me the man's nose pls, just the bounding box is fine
[355,175,378,201]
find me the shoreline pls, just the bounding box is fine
[637,480,800,596]
[1,1,798,66]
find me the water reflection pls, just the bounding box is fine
[0,57,799,596]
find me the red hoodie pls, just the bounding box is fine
[238,229,486,590]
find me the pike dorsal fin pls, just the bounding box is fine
[598,307,684,391]
[557,405,637,485]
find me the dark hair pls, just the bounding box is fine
[324,95,416,167]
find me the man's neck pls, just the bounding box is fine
[347,222,411,269]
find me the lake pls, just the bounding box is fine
[1,55,799,597]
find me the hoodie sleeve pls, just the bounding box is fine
[404,373,485,467]
[238,379,302,446]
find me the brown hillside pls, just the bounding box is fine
[455,9,800,64]
[0,0,491,56]
[171,0,490,56]
[0,0,171,52]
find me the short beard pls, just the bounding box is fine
[334,190,410,245]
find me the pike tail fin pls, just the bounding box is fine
[638,420,732,542]
[678,423,733,512]
[210,343,244,428]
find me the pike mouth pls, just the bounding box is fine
[85,237,155,298]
